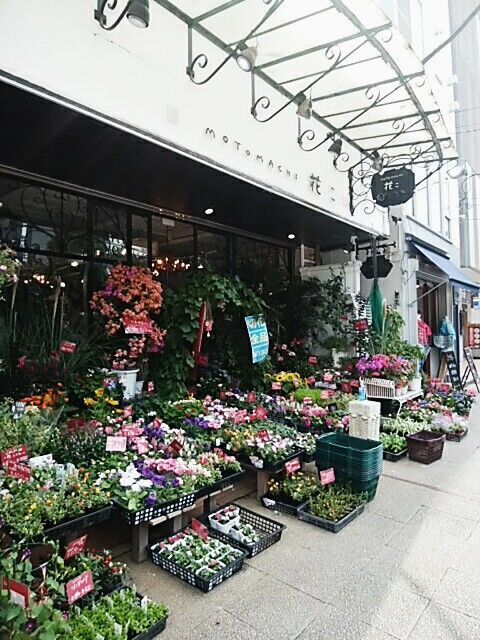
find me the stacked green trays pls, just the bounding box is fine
[315,433,383,502]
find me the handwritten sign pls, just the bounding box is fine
[6,462,31,481]
[271,382,282,391]
[320,468,335,485]
[66,571,94,605]
[124,320,153,334]
[60,341,77,353]
[191,518,209,541]
[121,425,143,437]
[2,578,29,608]
[303,396,313,405]
[1,445,27,467]
[106,436,127,452]
[64,535,88,560]
[285,457,301,475]
[308,356,318,365]
[245,315,269,364]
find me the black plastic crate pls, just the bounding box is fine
[133,615,168,639]
[298,503,365,533]
[383,448,408,462]
[114,492,197,526]
[149,530,246,593]
[445,428,468,442]
[260,493,306,517]
[194,470,245,499]
[199,504,285,557]
[43,505,113,539]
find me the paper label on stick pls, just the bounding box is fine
[65,535,88,560]
[66,570,94,604]
[1,445,27,466]
[284,457,301,475]
[320,468,335,485]
[60,341,77,353]
[106,436,127,452]
[121,425,142,437]
[29,453,54,469]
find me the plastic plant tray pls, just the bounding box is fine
[260,493,307,517]
[199,504,285,557]
[149,530,247,593]
[133,614,168,639]
[238,448,304,473]
[298,503,365,533]
[113,492,197,526]
[445,428,468,442]
[383,448,408,462]
[194,469,245,499]
[43,505,113,539]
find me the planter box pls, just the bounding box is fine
[194,469,245,499]
[149,531,246,593]
[298,503,365,533]
[260,493,306,517]
[446,428,468,442]
[200,504,285,558]
[406,430,445,464]
[43,505,113,539]
[383,448,408,462]
[114,492,197,526]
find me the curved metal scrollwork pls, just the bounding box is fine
[95,0,132,31]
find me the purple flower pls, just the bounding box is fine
[145,492,157,506]
[172,477,181,488]
[25,619,37,633]
[141,467,155,480]
[21,548,32,562]
[152,474,167,488]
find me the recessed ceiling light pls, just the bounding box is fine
[288,233,296,240]
[70,260,79,267]
[204,208,214,215]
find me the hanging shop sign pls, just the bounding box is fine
[245,315,269,364]
[371,168,415,207]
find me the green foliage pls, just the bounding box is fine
[369,306,404,355]
[0,401,65,456]
[306,484,366,522]
[380,432,407,453]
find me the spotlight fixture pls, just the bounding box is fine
[236,45,257,72]
[296,93,312,120]
[204,208,214,215]
[70,260,79,267]
[127,0,150,28]
[287,233,296,240]
[343,248,349,254]
[328,137,342,160]
[371,150,383,172]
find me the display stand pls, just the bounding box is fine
[462,347,480,392]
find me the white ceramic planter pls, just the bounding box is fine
[112,368,139,401]
[136,380,145,397]
[409,377,422,392]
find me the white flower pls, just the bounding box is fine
[120,475,135,487]
[138,479,153,488]
[130,482,142,492]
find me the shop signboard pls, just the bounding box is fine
[245,315,269,364]
[371,168,415,207]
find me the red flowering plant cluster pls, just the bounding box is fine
[90,265,167,370]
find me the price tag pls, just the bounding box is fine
[29,454,54,469]
[320,468,335,485]
[124,320,152,334]
[147,381,155,393]
[234,410,247,424]
[271,382,282,391]
[253,406,268,421]
[121,425,142,437]
[307,356,318,365]
[2,578,29,608]
[323,373,334,383]
[303,396,313,405]
[60,341,77,353]
[215,438,221,447]
[66,570,94,604]
[106,436,127,452]
[169,439,183,453]
[246,391,256,403]
[284,457,301,475]
[1,445,27,467]
[6,462,31,481]
[257,429,270,441]
[306,376,316,386]
[191,518,209,541]
[65,535,88,560]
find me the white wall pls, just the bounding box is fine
[0,0,389,240]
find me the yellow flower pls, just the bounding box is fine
[30,504,37,511]
[94,388,104,398]
[107,398,119,406]
[84,398,95,407]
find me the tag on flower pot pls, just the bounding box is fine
[320,468,335,485]
[140,595,149,611]
[169,439,183,453]
[60,340,77,353]
[66,570,94,604]
[253,406,268,420]
[6,462,31,481]
[303,397,313,405]
[1,444,27,466]
[65,535,88,560]
[271,382,282,391]
[147,381,155,393]
[285,457,301,475]
[136,439,149,454]
[106,436,127,452]
[191,518,209,541]
[29,454,54,469]
[246,391,256,403]
[308,355,318,365]
[121,425,142,437]
[263,498,276,508]
[2,578,29,608]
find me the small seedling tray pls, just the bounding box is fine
[298,503,365,533]
[43,505,113,539]
[260,493,306,517]
[445,428,468,442]
[383,448,408,462]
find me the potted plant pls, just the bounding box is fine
[380,432,408,461]
[323,335,352,368]
[298,484,366,532]
[90,265,166,400]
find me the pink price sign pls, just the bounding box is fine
[1,445,28,467]
[285,457,301,475]
[307,356,318,365]
[64,535,88,560]
[320,468,336,485]
[246,391,256,403]
[2,578,29,608]
[271,382,282,391]
[106,436,127,452]
[60,341,77,353]
[191,518,209,541]
[66,571,94,605]
[6,462,31,481]
[124,320,152,334]
[121,425,143,437]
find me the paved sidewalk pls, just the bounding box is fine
[126,400,480,640]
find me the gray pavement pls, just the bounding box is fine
[125,399,480,639]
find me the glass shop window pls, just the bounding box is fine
[151,215,194,288]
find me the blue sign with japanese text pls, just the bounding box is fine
[245,315,269,364]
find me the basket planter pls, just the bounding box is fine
[237,449,304,473]
[406,430,446,464]
[149,531,246,593]
[298,503,365,533]
[43,505,113,539]
[260,493,306,517]
[200,505,285,557]
[383,448,408,462]
[194,470,245,499]
[113,492,197,526]
[445,428,468,442]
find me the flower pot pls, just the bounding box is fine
[395,385,408,397]
[136,379,145,397]
[408,377,422,392]
[332,349,349,368]
[112,368,139,400]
